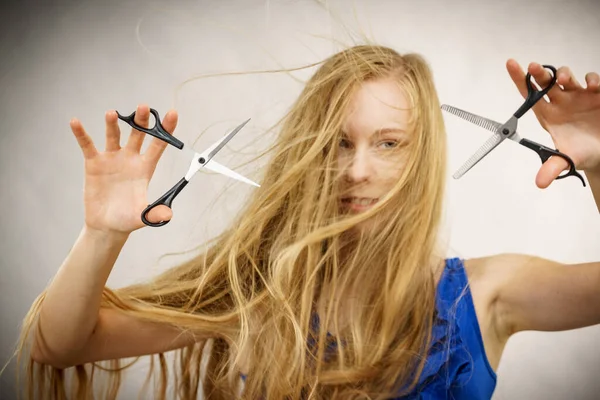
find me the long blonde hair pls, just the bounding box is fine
[15,44,448,399]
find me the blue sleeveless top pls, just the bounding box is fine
[240,257,497,399]
[394,257,497,399]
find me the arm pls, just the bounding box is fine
[586,168,600,213]
[31,227,200,369]
[483,63,600,335]
[51,306,199,368]
[31,227,127,366]
[485,170,600,336]
[481,254,600,337]
[30,106,202,368]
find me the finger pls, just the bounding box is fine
[585,72,600,91]
[528,62,562,101]
[144,205,173,224]
[535,156,569,189]
[126,104,150,153]
[556,66,582,91]
[506,59,528,98]
[105,110,121,152]
[144,109,179,166]
[70,118,99,159]
[506,59,549,114]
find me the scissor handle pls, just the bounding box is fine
[116,108,185,150]
[520,138,586,187]
[514,65,557,119]
[141,177,189,227]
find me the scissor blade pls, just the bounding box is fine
[453,132,506,179]
[202,118,251,163]
[441,105,502,134]
[204,159,260,187]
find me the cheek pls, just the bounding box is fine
[375,157,406,190]
[376,154,405,174]
[336,154,350,175]
[380,173,400,190]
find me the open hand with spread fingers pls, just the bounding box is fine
[70,104,178,235]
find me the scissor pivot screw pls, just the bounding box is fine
[198,157,206,164]
[502,128,509,135]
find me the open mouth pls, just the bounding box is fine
[341,197,379,211]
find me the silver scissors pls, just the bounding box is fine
[441,64,586,187]
[117,108,260,227]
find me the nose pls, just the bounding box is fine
[344,148,373,183]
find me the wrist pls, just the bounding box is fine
[586,167,600,177]
[82,225,130,245]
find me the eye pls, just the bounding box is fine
[378,140,398,149]
[339,138,352,149]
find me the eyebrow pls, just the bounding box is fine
[341,127,407,137]
[376,128,406,135]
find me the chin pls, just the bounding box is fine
[353,218,376,233]
[339,209,378,236]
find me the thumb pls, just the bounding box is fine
[145,205,173,224]
[535,156,569,189]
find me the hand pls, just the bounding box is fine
[70,104,178,234]
[506,59,600,188]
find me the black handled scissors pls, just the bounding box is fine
[441,64,586,187]
[117,108,260,227]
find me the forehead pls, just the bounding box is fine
[342,78,411,136]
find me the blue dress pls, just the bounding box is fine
[241,257,498,399]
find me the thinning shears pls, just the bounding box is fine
[441,64,586,187]
[117,108,260,227]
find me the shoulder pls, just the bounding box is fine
[462,253,548,337]
[463,253,537,291]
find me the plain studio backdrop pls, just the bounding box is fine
[1,0,599,399]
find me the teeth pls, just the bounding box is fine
[349,197,376,206]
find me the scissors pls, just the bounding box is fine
[441,64,586,187]
[116,108,260,227]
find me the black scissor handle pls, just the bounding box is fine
[116,108,185,150]
[520,138,586,187]
[141,177,189,227]
[514,65,557,119]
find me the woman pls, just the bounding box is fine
[16,45,600,399]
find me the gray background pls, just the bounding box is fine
[1,0,599,399]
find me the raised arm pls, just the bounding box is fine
[479,61,600,339]
[30,105,201,368]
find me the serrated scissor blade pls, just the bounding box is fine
[453,132,506,179]
[441,104,502,134]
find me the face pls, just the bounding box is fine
[338,77,411,218]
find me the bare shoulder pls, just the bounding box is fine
[462,253,539,300]
[462,253,536,331]
[460,254,534,371]
[463,253,532,280]
[461,254,510,333]
[462,254,505,308]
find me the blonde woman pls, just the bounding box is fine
[16,45,600,399]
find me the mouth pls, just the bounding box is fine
[341,197,379,211]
